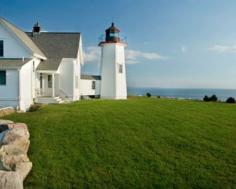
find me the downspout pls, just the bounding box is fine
[18,67,21,111]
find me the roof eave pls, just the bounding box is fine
[33,53,47,60]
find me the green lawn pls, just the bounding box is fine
[4,98,236,189]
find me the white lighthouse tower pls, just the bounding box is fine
[99,23,127,99]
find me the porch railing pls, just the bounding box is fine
[35,88,43,97]
[35,88,53,97]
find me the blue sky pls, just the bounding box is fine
[1,0,236,89]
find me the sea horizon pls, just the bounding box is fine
[127,87,236,101]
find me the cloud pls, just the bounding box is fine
[125,49,164,64]
[84,46,100,62]
[84,46,166,64]
[209,45,236,53]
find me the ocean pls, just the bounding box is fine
[127,88,236,101]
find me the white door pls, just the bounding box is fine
[40,74,52,96]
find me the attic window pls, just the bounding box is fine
[0,40,3,57]
[0,70,6,85]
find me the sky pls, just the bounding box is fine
[1,0,236,89]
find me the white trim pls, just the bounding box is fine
[33,53,47,60]
[52,73,55,97]
[36,70,57,74]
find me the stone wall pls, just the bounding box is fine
[0,120,32,189]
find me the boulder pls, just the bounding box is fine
[0,108,15,118]
[1,129,30,153]
[0,145,29,171]
[0,124,9,132]
[0,170,23,189]
[8,123,30,139]
[0,120,14,125]
[16,161,33,180]
[0,121,32,188]
[0,126,9,144]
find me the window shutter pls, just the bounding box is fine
[0,70,6,85]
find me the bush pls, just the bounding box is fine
[209,94,218,102]
[226,97,236,103]
[203,95,210,102]
[203,94,218,102]
[28,104,42,112]
[146,93,151,98]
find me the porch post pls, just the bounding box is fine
[52,73,55,97]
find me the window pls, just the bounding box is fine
[40,73,43,88]
[92,81,96,90]
[48,75,52,88]
[118,64,123,73]
[0,40,3,57]
[0,70,6,85]
[110,33,119,37]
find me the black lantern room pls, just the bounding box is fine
[32,22,41,34]
[105,22,120,42]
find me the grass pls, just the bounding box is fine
[4,98,236,189]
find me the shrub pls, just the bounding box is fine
[28,104,42,112]
[146,93,151,98]
[209,94,218,102]
[203,95,218,102]
[203,95,210,102]
[226,97,236,103]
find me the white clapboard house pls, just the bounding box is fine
[0,18,127,111]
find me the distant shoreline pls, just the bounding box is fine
[127,88,236,101]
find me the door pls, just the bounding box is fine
[45,74,52,96]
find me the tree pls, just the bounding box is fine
[203,95,210,102]
[226,97,235,103]
[146,92,151,98]
[209,94,218,102]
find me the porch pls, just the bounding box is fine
[35,72,64,104]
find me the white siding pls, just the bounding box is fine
[0,70,19,108]
[100,43,127,99]
[80,79,100,96]
[73,60,80,100]
[115,45,127,99]
[19,59,37,111]
[0,23,31,58]
[100,44,116,98]
[58,58,80,100]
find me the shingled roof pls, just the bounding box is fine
[0,58,32,69]
[26,32,81,71]
[0,17,81,71]
[0,18,46,59]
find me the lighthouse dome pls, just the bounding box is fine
[105,22,120,42]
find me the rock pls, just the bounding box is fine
[0,108,15,118]
[0,124,9,132]
[0,125,9,144]
[0,121,32,188]
[8,123,29,139]
[16,161,33,180]
[0,145,29,171]
[0,120,14,125]
[0,170,23,189]
[1,130,30,153]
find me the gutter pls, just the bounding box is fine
[18,67,21,111]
